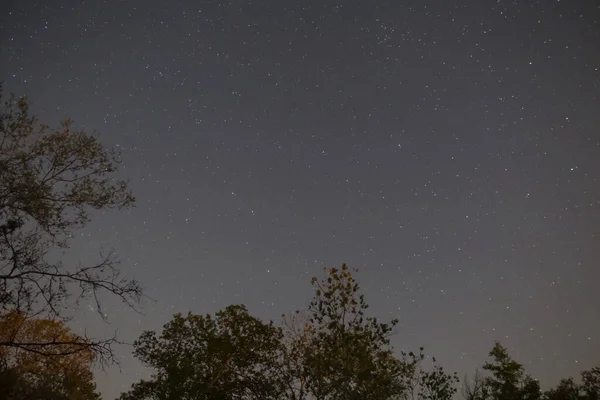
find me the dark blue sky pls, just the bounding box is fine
[1,0,599,398]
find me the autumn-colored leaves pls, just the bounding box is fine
[119,265,459,400]
[1,85,139,398]
[0,311,99,399]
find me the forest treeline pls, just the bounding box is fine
[115,263,600,400]
[1,89,598,400]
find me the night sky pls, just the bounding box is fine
[1,0,599,398]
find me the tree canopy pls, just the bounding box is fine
[120,304,285,400]
[462,343,599,400]
[0,311,100,399]
[120,264,458,400]
[120,265,599,400]
[0,85,143,365]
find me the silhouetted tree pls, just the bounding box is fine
[120,264,458,400]
[286,264,412,400]
[0,311,100,399]
[480,342,546,400]
[582,368,600,400]
[463,369,489,400]
[403,350,459,400]
[0,85,143,365]
[119,305,285,400]
[483,342,526,400]
[521,376,542,400]
[544,378,581,400]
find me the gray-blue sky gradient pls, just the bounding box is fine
[1,0,599,398]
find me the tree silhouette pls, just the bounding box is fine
[544,378,582,400]
[582,368,600,400]
[121,264,458,400]
[119,305,285,400]
[291,264,410,400]
[0,311,100,399]
[0,85,143,365]
[483,342,526,400]
[463,369,489,400]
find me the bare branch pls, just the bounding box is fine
[0,85,142,366]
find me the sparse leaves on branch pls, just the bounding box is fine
[581,368,600,400]
[121,264,458,400]
[294,264,408,400]
[463,369,490,400]
[0,85,143,366]
[0,311,101,399]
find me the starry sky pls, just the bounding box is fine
[1,0,599,398]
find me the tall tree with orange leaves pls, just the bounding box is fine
[0,311,100,399]
[0,84,144,365]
